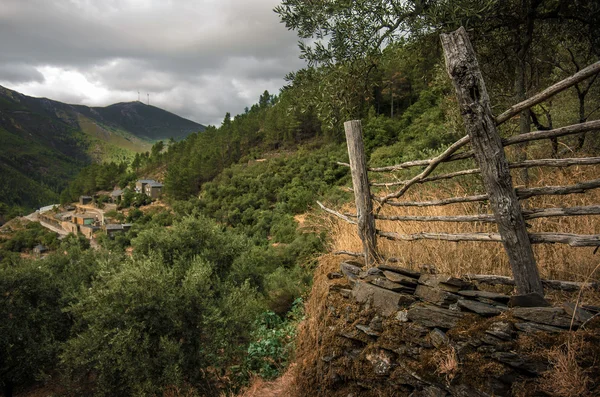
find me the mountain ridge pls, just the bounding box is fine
[0,84,205,213]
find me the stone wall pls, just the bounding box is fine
[294,258,600,397]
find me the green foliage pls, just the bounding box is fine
[1,222,59,252]
[0,260,70,393]
[243,299,304,380]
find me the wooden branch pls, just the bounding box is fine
[316,201,356,225]
[345,205,600,223]
[378,135,471,204]
[333,250,364,257]
[374,213,496,223]
[502,119,600,146]
[378,230,600,247]
[465,274,600,292]
[517,179,600,200]
[496,61,600,125]
[509,156,600,169]
[529,233,600,247]
[382,194,489,207]
[523,205,600,220]
[371,168,481,187]
[371,157,600,188]
[379,179,600,207]
[377,230,502,242]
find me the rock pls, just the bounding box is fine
[377,263,421,278]
[457,299,504,316]
[364,267,384,276]
[407,304,465,329]
[420,264,438,274]
[344,348,362,359]
[340,289,352,298]
[395,345,422,358]
[562,302,594,322]
[356,324,381,337]
[369,315,383,332]
[429,328,449,348]
[327,272,344,279]
[321,354,337,362]
[485,321,515,341]
[396,310,409,323]
[353,281,416,316]
[508,293,551,308]
[479,334,504,346]
[512,307,578,328]
[371,277,416,293]
[344,260,365,268]
[341,262,362,279]
[419,274,473,292]
[491,351,548,375]
[457,290,510,303]
[514,322,564,333]
[383,270,419,287]
[415,285,460,307]
[409,386,448,397]
[365,349,394,376]
[450,384,492,397]
[339,329,370,344]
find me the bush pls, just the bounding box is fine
[0,261,70,395]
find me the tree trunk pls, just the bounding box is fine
[344,120,379,265]
[441,27,544,295]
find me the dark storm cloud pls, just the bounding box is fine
[0,0,305,125]
[0,63,45,84]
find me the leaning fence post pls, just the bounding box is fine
[344,120,379,265]
[440,27,544,295]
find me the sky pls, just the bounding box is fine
[0,0,305,126]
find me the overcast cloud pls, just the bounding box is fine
[0,0,305,126]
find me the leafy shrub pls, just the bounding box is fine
[243,299,304,380]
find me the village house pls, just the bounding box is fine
[136,179,163,199]
[144,181,163,199]
[110,189,124,203]
[72,213,98,226]
[79,195,93,205]
[79,225,97,239]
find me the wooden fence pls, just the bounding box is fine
[318,27,600,295]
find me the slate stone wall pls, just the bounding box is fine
[309,260,600,397]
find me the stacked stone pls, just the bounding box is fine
[324,260,598,396]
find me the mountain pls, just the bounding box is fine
[0,85,205,213]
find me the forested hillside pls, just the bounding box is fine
[0,86,205,220]
[1,1,600,396]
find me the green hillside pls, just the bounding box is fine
[0,85,205,217]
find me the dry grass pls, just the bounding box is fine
[540,335,593,397]
[433,346,459,384]
[323,157,600,285]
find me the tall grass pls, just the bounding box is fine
[323,144,600,283]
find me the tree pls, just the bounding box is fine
[275,0,600,141]
[0,262,69,397]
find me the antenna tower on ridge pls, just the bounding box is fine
[147,93,150,106]
[138,91,140,101]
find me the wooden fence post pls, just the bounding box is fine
[344,120,379,265]
[441,27,544,295]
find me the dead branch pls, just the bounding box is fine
[496,61,600,125]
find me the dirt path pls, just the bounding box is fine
[238,365,296,397]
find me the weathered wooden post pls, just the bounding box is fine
[440,27,544,295]
[344,120,379,265]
